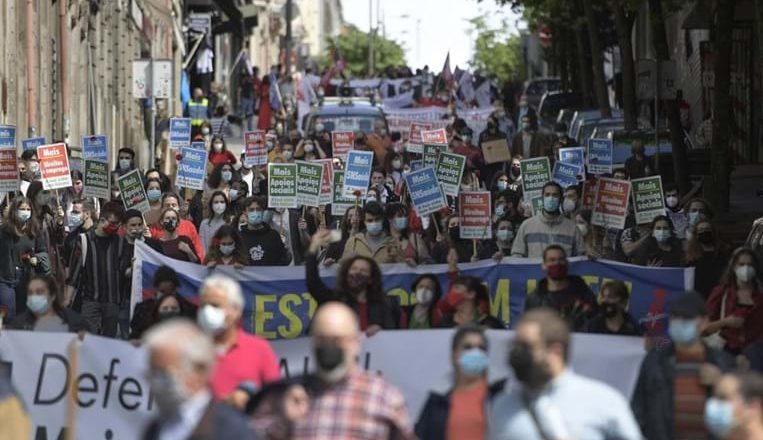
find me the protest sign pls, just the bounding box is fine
[559,146,585,179]
[190,141,206,150]
[316,159,333,205]
[520,157,551,197]
[420,128,447,145]
[0,149,18,193]
[267,163,298,208]
[407,122,433,154]
[436,152,466,197]
[552,161,583,188]
[118,169,150,213]
[631,176,665,224]
[481,138,511,164]
[244,130,267,167]
[21,137,46,152]
[421,129,447,168]
[175,147,208,190]
[295,161,324,207]
[82,135,108,162]
[342,150,374,197]
[404,167,447,217]
[582,177,599,211]
[331,131,354,160]
[83,160,110,199]
[331,170,356,216]
[592,177,631,229]
[459,191,492,239]
[37,143,72,190]
[423,143,441,169]
[169,118,192,148]
[409,160,423,171]
[133,241,693,342]
[530,194,545,216]
[0,124,15,149]
[588,138,614,175]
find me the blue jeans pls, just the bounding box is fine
[0,281,17,320]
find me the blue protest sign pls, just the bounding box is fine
[587,138,614,174]
[190,141,206,150]
[342,150,374,198]
[82,135,108,162]
[404,167,447,217]
[175,147,208,190]
[0,125,16,150]
[21,137,46,152]
[552,161,583,188]
[169,118,192,148]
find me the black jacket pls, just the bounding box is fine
[524,275,598,331]
[305,252,400,330]
[415,379,506,440]
[240,224,290,266]
[9,308,91,333]
[631,343,735,440]
[142,399,254,440]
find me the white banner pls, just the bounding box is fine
[0,330,644,438]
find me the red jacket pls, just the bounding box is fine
[209,150,237,167]
[149,219,205,262]
[707,284,763,353]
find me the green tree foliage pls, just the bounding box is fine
[321,25,406,77]
[468,15,525,83]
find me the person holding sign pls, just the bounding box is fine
[341,202,403,265]
[511,182,584,259]
[239,196,290,266]
[477,218,515,261]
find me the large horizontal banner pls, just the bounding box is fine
[133,242,693,340]
[0,329,645,438]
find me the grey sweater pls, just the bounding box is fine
[511,213,585,258]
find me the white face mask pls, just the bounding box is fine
[304,143,315,153]
[735,265,756,284]
[562,198,577,213]
[201,127,211,135]
[666,195,679,208]
[392,159,402,170]
[282,150,293,161]
[415,288,434,305]
[213,142,223,152]
[197,305,227,335]
[212,202,226,215]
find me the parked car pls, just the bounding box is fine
[578,118,625,144]
[569,109,623,141]
[537,91,582,128]
[301,97,388,135]
[520,77,561,110]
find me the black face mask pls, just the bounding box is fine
[509,343,553,389]
[314,343,344,372]
[159,310,181,321]
[162,219,178,232]
[510,166,521,177]
[602,303,621,318]
[449,227,460,241]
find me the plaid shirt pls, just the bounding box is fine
[292,370,415,440]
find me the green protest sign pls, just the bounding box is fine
[520,157,551,198]
[423,144,440,169]
[267,163,297,208]
[435,152,466,197]
[83,160,110,199]
[117,169,149,213]
[631,176,665,224]
[296,161,324,207]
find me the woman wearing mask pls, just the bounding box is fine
[8,275,89,332]
[387,203,430,265]
[26,182,64,285]
[139,294,188,336]
[199,191,230,250]
[341,202,403,264]
[405,275,444,329]
[228,180,249,220]
[129,266,196,339]
[144,178,164,226]
[383,152,405,186]
[432,215,476,264]
[0,198,50,319]
[208,136,237,167]
[307,230,400,334]
[323,206,363,266]
[202,163,235,217]
[633,215,684,267]
[704,248,763,355]
[416,325,506,440]
[685,220,731,299]
[156,208,199,263]
[478,218,515,261]
[664,185,689,239]
[507,155,523,194]
[438,251,504,329]
[493,189,523,230]
[685,198,715,234]
[490,171,511,194]
[204,225,247,268]
[585,280,642,336]
[294,138,327,161]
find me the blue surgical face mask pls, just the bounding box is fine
[458,348,489,376]
[393,217,408,231]
[26,294,50,315]
[147,188,162,202]
[704,398,736,438]
[17,209,32,223]
[668,318,700,346]
[219,243,236,256]
[247,211,264,225]
[497,180,508,191]
[229,189,239,201]
[543,196,560,213]
[366,221,383,236]
[221,170,233,182]
[653,229,671,243]
[495,205,506,218]
[68,213,83,228]
[497,229,513,242]
[688,211,704,226]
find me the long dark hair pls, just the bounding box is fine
[720,247,761,287]
[412,274,443,323]
[26,275,65,318]
[209,135,227,154]
[5,196,39,238]
[206,190,229,223]
[26,181,53,217]
[337,256,384,303]
[386,203,409,238]
[204,224,247,265]
[453,275,490,315]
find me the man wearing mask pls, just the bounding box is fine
[489,309,641,440]
[272,302,415,439]
[664,185,689,239]
[197,275,280,409]
[705,372,763,439]
[624,140,654,180]
[115,148,137,177]
[478,116,509,186]
[65,202,128,337]
[62,199,96,266]
[523,245,597,331]
[585,280,642,335]
[511,114,547,159]
[141,320,254,439]
[185,87,210,137]
[561,186,580,218]
[512,182,584,258]
[239,196,291,265]
[632,291,734,440]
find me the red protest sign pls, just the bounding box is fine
[407,122,434,154]
[315,159,334,205]
[421,128,448,145]
[0,149,18,193]
[244,130,267,167]
[331,131,355,160]
[459,191,492,239]
[591,177,631,230]
[37,143,72,190]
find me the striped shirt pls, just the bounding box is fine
[66,231,127,304]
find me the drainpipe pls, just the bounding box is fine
[59,0,69,142]
[26,0,36,136]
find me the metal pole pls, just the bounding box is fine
[150,100,156,169]
[285,0,293,75]
[368,0,374,76]
[654,59,660,173]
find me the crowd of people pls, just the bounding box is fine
[1,63,763,439]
